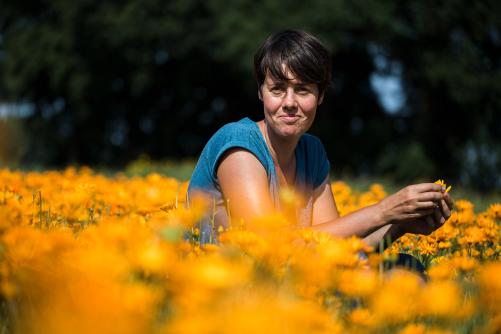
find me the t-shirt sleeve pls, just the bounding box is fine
[311,137,330,188]
[206,123,270,185]
[210,141,261,180]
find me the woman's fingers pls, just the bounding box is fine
[443,192,454,210]
[437,192,453,221]
[404,209,436,219]
[425,215,436,230]
[411,183,444,193]
[382,183,455,225]
[416,191,443,203]
[410,192,443,210]
[440,198,451,219]
[404,216,435,235]
[433,208,445,226]
[415,201,439,210]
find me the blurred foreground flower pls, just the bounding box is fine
[0,168,498,334]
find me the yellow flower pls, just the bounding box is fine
[370,270,423,324]
[348,308,374,327]
[135,242,175,275]
[455,199,474,212]
[397,323,426,334]
[461,226,487,244]
[337,269,378,298]
[434,179,452,192]
[484,247,495,258]
[398,324,454,334]
[477,262,501,312]
[420,280,462,317]
[1,168,500,333]
[486,203,501,219]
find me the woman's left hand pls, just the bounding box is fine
[397,215,442,236]
[397,190,454,236]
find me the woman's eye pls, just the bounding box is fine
[296,87,309,94]
[270,87,284,94]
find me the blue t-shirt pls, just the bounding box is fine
[187,117,330,242]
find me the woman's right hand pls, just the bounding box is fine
[377,183,446,225]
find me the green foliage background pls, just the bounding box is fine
[0,0,500,191]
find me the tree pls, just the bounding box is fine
[1,0,500,189]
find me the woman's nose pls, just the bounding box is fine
[282,88,297,109]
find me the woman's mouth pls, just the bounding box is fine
[279,114,299,123]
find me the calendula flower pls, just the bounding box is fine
[434,179,452,192]
[0,168,499,333]
[420,280,462,317]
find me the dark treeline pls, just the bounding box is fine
[0,0,500,190]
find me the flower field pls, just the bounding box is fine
[0,168,500,334]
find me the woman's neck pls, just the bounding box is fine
[258,120,298,185]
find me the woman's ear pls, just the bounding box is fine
[258,88,263,101]
[318,92,324,105]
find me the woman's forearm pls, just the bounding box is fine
[361,224,403,250]
[312,203,403,249]
[312,203,387,238]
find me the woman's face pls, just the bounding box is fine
[260,69,323,140]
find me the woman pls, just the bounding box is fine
[188,29,453,247]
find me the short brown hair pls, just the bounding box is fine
[254,29,331,96]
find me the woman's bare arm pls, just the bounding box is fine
[311,178,388,239]
[217,150,451,247]
[217,148,275,223]
[311,177,452,248]
[219,152,395,242]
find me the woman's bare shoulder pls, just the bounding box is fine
[217,148,267,179]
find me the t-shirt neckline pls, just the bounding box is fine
[242,117,304,191]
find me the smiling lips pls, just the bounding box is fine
[279,114,300,123]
